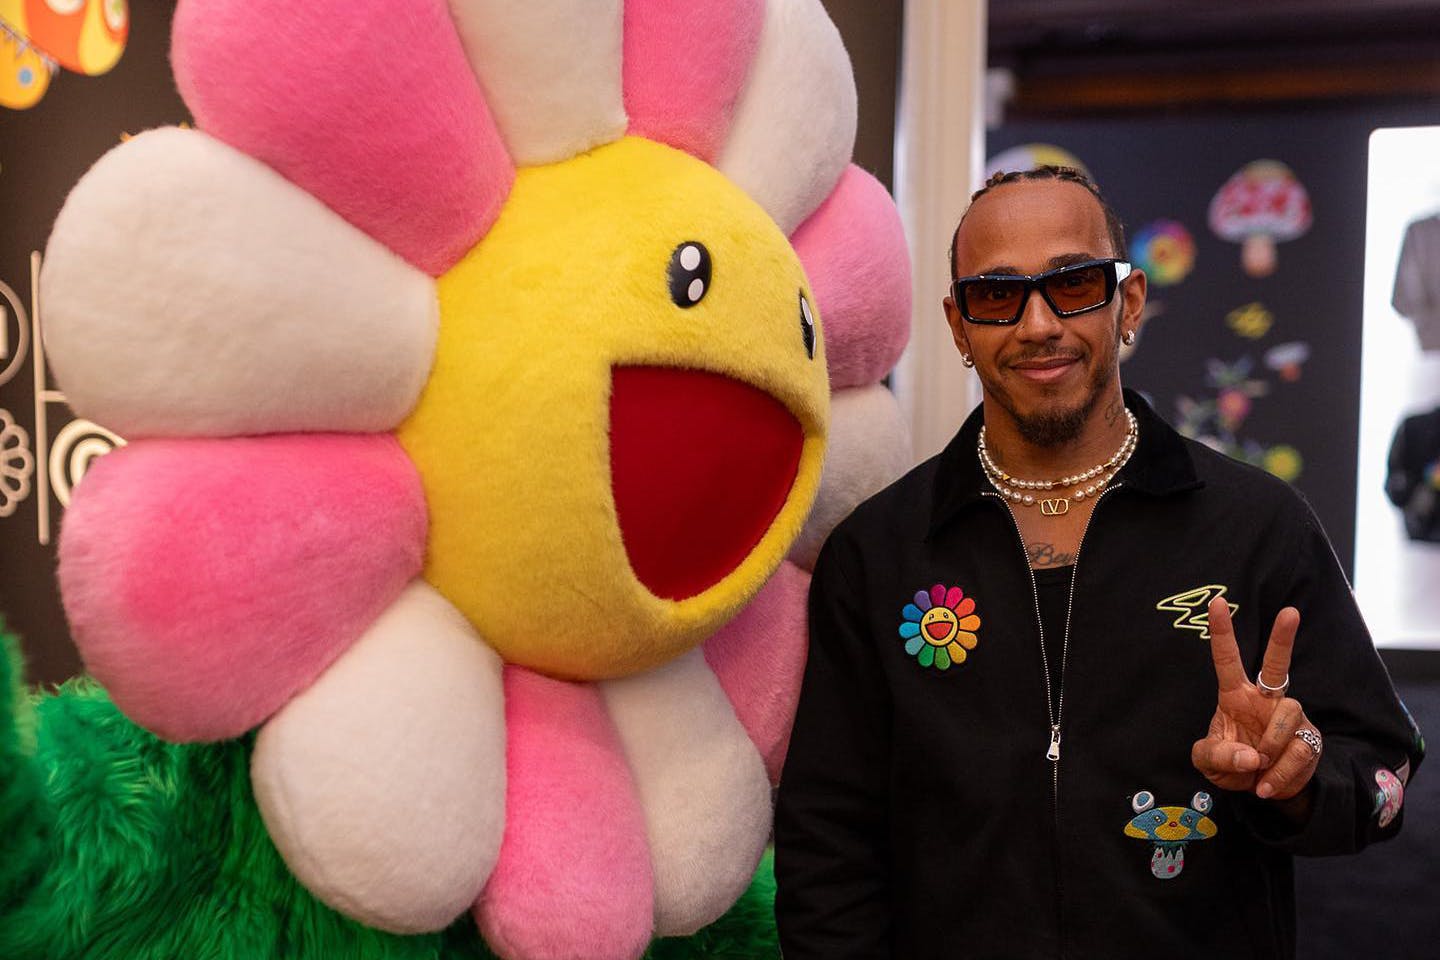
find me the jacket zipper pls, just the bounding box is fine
[984,483,1121,958]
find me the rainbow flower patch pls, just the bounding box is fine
[899,584,981,670]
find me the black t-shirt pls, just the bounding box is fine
[1033,564,1073,717]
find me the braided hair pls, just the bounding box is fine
[949,165,1128,279]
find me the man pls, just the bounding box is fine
[774,166,1423,959]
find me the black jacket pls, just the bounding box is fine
[775,391,1423,960]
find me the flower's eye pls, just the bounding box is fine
[105,0,128,31]
[668,241,710,308]
[799,292,815,359]
[44,0,85,14]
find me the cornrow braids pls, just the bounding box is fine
[948,165,1129,280]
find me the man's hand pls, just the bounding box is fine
[1190,598,1321,801]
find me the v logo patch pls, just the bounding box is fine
[1156,585,1237,639]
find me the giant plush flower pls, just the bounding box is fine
[39,2,912,958]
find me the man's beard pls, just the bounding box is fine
[988,340,1118,448]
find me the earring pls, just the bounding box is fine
[1122,330,1136,346]
[961,353,974,368]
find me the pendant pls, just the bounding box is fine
[1040,498,1070,516]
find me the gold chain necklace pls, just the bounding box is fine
[978,409,1138,516]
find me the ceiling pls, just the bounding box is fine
[989,0,1440,112]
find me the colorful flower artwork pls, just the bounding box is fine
[899,584,981,670]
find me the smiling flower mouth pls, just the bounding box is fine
[610,365,803,601]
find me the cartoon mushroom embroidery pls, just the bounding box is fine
[1124,789,1217,880]
[1208,160,1311,278]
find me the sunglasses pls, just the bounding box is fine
[951,258,1133,325]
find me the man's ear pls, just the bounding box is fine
[942,295,972,357]
[1121,267,1148,333]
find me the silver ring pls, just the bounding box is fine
[1257,673,1289,699]
[1294,727,1323,758]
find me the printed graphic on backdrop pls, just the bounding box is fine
[1175,353,1304,482]
[984,143,1090,181]
[1131,219,1196,287]
[0,254,124,544]
[1225,301,1274,339]
[0,0,129,110]
[1209,160,1312,278]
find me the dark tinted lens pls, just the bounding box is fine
[964,278,1025,320]
[1043,264,1108,312]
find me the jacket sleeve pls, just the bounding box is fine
[1232,499,1425,855]
[774,533,893,960]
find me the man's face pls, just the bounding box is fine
[943,180,1145,446]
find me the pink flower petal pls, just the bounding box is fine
[623,0,764,163]
[930,584,948,608]
[704,561,810,782]
[172,0,514,276]
[791,165,912,388]
[476,667,653,960]
[945,586,965,609]
[57,434,426,742]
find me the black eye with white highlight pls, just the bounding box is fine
[668,241,711,308]
[799,291,816,359]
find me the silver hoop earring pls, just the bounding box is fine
[961,353,975,368]
[1122,330,1136,346]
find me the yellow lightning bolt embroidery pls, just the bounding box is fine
[1156,585,1238,639]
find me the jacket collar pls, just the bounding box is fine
[927,387,1201,538]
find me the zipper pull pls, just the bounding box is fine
[1046,724,1062,762]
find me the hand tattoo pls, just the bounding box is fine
[1028,542,1075,567]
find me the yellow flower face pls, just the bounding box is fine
[919,606,959,646]
[398,136,829,680]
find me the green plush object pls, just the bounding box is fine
[0,625,780,960]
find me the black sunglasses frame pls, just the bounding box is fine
[951,257,1133,325]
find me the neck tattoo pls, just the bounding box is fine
[979,408,1138,516]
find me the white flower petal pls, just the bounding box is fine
[447,0,627,166]
[789,384,913,570]
[41,127,437,438]
[601,649,771,936]
[251,581,506,934]
[717,0,857,234]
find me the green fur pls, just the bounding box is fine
[0,627,778,959]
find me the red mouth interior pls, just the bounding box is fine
[925,621,953,640]
[610,366,803,601]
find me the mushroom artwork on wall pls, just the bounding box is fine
[0,0,129,111]
[1208,160,1312,279]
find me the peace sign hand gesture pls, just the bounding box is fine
[1190,598,1322,802]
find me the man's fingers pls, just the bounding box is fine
[1255,698,1306,764]
[1257,607,1300,692]
[1207,598,1248,694]
[1191,737,1264,776]
[1256,731,1320,800]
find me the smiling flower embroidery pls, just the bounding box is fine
[899,584,981,669]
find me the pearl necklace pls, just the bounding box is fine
[978,409,1138,515]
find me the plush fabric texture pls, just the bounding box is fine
[446,0,628,166]
[40,127,438,439]
[703,560,811,783]
[0,629,780,959]
[716,0,857,235]
[251,582,506,935]
[601,651,771,937]
[475,667,652,960]
[56,434,427,742]
[622,0,764,163]
[172,0,514,277]
[788,383,914,571]
[790,164,913,388]
[396,136,827,681]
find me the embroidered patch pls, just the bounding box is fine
[1123,789,1217,880]
[1155,585,1237,639]
[898,584,981,671]
[1373,768,1405,828]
